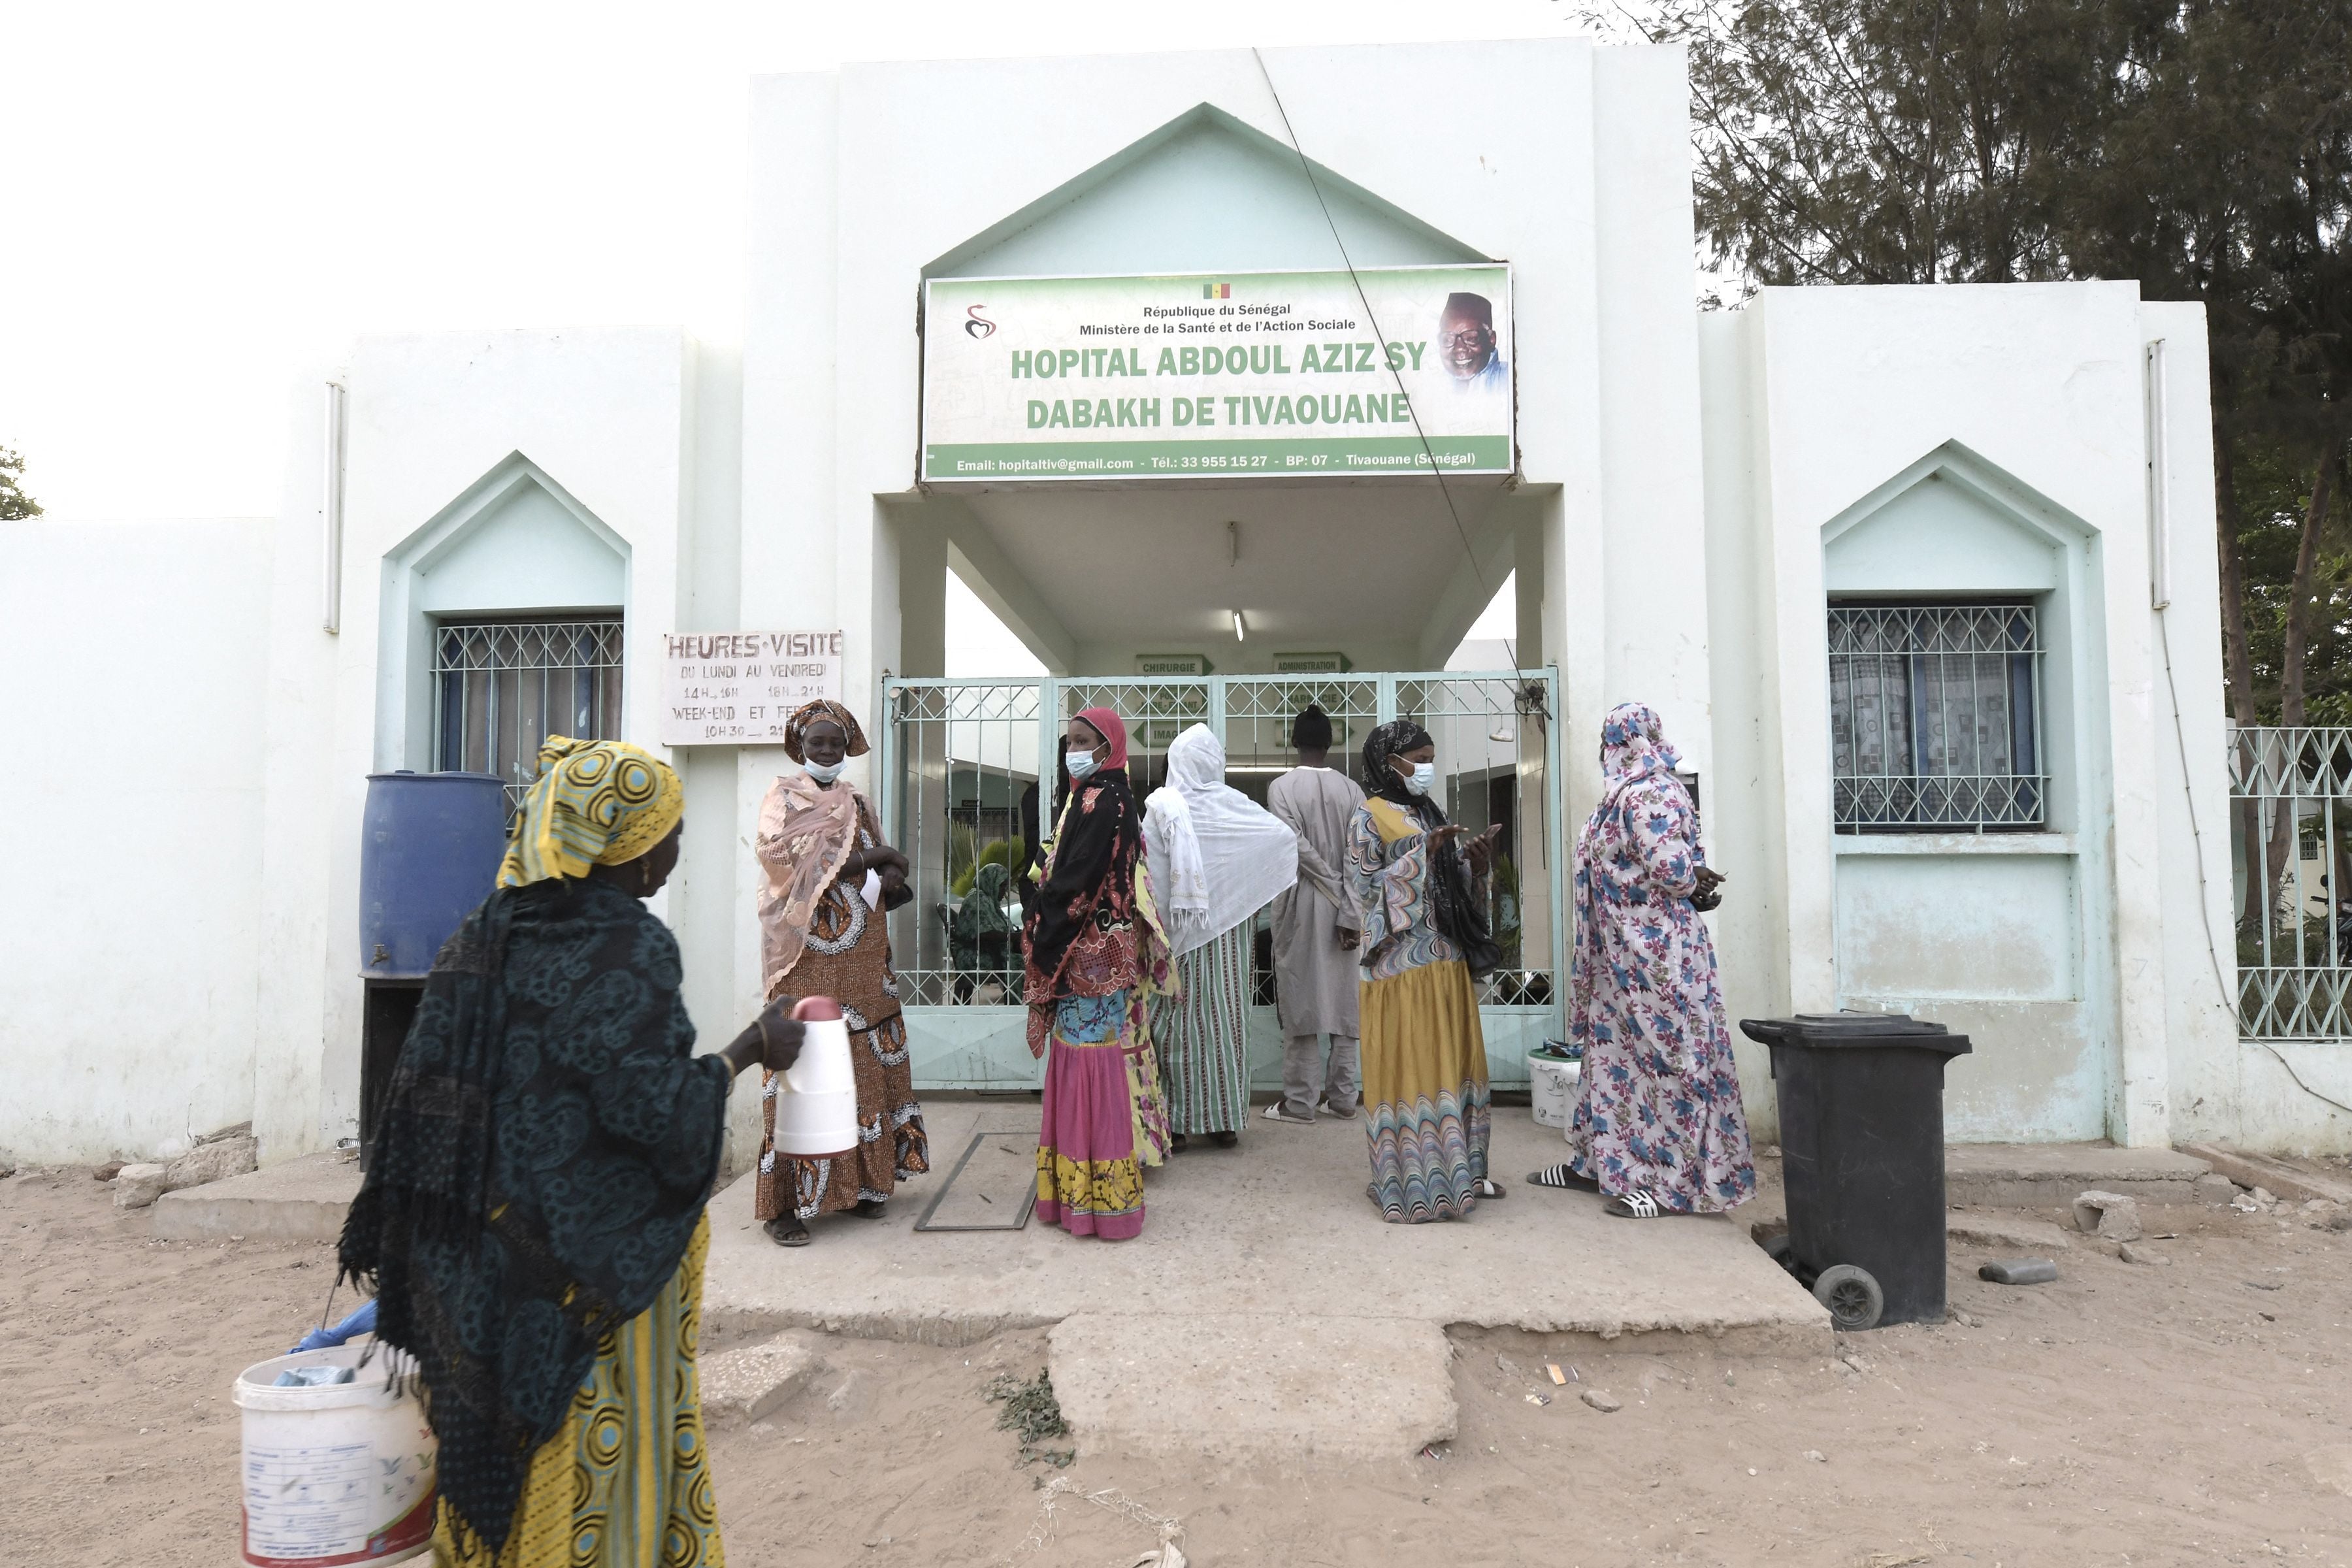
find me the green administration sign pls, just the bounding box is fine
[920,265,1512,482]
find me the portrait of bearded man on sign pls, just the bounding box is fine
[1437,291,1507,395]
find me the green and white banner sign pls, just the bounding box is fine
[921,265,1512,482]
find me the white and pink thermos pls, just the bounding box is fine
[770,995,858,1160]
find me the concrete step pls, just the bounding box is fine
[151,1151,360,1242]
[1941,1143,2210,1208]
[1048,1312,1456,1463]
[2180,1143,2352,1207]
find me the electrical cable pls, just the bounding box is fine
[1252,47,1518,674]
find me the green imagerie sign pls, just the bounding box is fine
[921,265,1513,483]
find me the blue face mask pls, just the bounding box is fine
[1066,749,1100,783]
[1397,760,1436,797]
[804,759,846,785]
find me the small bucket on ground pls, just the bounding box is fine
[233,1343,436,1567]
[1527,1051,1582,1130]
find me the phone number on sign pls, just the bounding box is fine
[1145,454,1273,470]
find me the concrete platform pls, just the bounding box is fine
[704,1096,1828,1457]
[151,1151,359,1241]
[1942,1142,2211,1208]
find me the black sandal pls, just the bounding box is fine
[1476,1178,1507,1200]
[1213,1130,1238,1149]
[850,1199,887,1220]
[765,1215,811,1247]
[1169,1132,1190,1152]
[1527,1164,1601,1192]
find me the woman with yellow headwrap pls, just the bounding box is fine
[752,699,931,1246]
[341,736,806,1567]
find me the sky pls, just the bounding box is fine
[1,0,1592,523]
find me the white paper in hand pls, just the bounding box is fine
[860,870,883,909]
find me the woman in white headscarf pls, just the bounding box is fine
[1145,724,1299,1149]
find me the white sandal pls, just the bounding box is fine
[1603,1191,1661,1219]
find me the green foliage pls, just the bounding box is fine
[945,823,979,888]
[951,837,1029,900]
[0,446,41,521]
[1585,0,2352,726]
[983,1369,1073,1468]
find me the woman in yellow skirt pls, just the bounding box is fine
[339,738,806,1565]
[1347,721,1506,1222]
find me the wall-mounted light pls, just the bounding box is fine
[1232,610,1247,642]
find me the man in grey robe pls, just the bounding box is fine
[1263,706,1365,1124]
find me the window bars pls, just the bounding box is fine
[1829,602,2046,832]
[2229,726,2352,1039]
[431,619,625,808]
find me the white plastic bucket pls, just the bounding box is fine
[233,1343,436,1567]
[1528,1053,1582,1130]
[772,1011,858,1159]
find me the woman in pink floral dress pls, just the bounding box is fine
[1538,702,1755,1218]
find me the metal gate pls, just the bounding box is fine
[877,668,1565,1089]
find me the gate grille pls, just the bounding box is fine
[879,670,1563,1026]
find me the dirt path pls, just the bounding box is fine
[4,1165,2350,1566]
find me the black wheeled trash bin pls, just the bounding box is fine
[1737,1013,1972,1331]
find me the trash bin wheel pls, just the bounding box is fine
[1812,1264,1884,1331]
[1762,1233,1799,1275]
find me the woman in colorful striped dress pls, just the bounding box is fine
[1348,720,1507,1222]
[1022,708,1174,1239]
[1144,723,1298,1149]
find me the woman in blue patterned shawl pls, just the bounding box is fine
[340,737,806,1566]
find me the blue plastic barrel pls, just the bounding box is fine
[359,771,509,977]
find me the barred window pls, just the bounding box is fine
[1829,602,2044,832]
[432,619,625,802]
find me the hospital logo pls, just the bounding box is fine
[964,305,997,339]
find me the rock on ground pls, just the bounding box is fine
[2071,1190,2144,1243]
[2195,1173,2240,1205]
[700,1331,821,1428]
[164,1136,258,1193]
[113,1164,169,1209]
[1580,1388,1623,1413]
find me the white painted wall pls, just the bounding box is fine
[1,41,2287,1164]
[1701,282,2236,1149]
[0,518,274,1163]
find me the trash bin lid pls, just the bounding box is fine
[1738,1012,1972,1056]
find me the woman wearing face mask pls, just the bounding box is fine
[751,700,930,1247]
[1348,720,1505,1222]
[1022,708,1174,1239]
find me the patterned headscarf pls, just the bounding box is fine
[497,737,683,887]
[783,699,869,764]
[1362,719,1433,809]
[1601,702,1680,783]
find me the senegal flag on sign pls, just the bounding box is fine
[1201,283,1231,299]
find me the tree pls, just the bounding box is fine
[1582,0,2352,935]
[0,446,39,521]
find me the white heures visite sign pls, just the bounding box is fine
[921,265,1512,483]
[661,630,841,746]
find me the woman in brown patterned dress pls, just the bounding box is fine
[753,700,930,1246]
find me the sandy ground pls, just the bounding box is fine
[5,1162,2352,1567]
